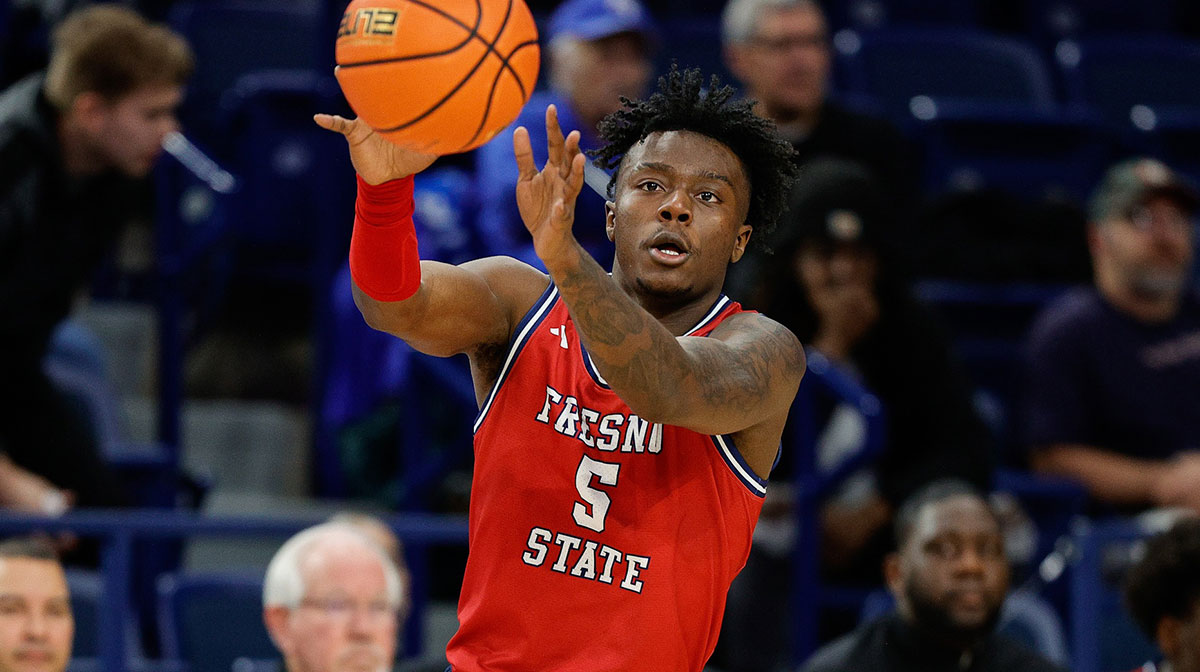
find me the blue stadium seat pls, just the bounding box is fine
[834,28,1057,123]
[1127,105,1200,187]
[1023,0,1175,44]
[1069,520,1164,672]
[157,573,277,672]
[216,69,353,290]
[1056,36,1200,128]
[315,264,477,505]
[68,570,103,659]
[167,0,325,153]
[68,569,161,672]
[907,100,1111,202]
[831,0,980,31]
[656,17,733,88]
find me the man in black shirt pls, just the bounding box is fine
[1024,158,1200,513]
[0,5,192,511]
[801,480,1065,672]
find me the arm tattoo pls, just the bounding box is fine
[553,252,802,422]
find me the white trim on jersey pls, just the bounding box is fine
[714,434,769,497]
[683,295,732,337]
[473,284,560,434]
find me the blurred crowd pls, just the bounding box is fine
[4,0,1200,670]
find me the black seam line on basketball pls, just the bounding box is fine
[459,39,540,152]
[337,0,483,70]
[340,0,528,101]
[458,0,518,145]
[376,0,520,133]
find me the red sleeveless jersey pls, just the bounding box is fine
[446,282,769,672]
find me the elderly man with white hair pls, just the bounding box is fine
[263,522,406,672]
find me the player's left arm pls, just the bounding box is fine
[515,105,805,436]
[553,251,806,436]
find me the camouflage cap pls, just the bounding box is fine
[1089,158,1199,222]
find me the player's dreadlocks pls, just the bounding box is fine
[589,65,798,247]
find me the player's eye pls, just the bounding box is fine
[698,191,718,203]
[638,181,662,192]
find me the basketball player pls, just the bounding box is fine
[316,68,803,671]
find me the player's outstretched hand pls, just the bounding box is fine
[514,104,586,267]
[314,113,437,185]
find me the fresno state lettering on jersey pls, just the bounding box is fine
[521,526,651,593]
[534,384,663,453]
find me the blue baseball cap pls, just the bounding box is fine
[547,0,658,45]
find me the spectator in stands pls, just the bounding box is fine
[0,5,191,512]
[801,480,1064,672]
[263,522,406,672]
[0,537,73,672]
[473,0,656,269]
[1125,517,1200,672]
[1023,158,1200,513]
[327,512,411,623]
[771,159,990,577]
[715,160,989,672]
[720,0,913,302]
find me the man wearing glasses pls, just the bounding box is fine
[263,522,405,672]
[718,0,912,300]
[1024,158,1200,513]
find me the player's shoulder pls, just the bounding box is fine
[714,309,803,348]
[711,310,806,376]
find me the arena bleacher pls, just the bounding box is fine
[3,0,1200,670]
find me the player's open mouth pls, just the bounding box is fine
[647,232,690,265]
[650,244,689,265]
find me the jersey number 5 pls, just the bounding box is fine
[573,455,620,532]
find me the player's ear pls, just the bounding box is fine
[731,224,753,263]
[605,201,617,242]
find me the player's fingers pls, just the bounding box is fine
[546,105,565,168]
[566,152,587,201]
[314,113,350,136]
[560,130,581,179]
[513,126,537,180]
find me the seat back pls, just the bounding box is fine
[909,102,1110,202]
[167,1,325,152]
[217,69,353,288]
[1024,0,1175,44]
[1057,36,1200,126]
[833,0,980,30]
[157,573,276,672]
[836,28,1056,122]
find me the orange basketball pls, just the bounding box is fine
[334,0,540,155]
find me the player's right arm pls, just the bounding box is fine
[316,113,547,357]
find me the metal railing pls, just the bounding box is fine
[789,348,888,662]
[0,510,468,672]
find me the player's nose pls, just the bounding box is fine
[658,189,691,224]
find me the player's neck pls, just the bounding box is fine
[637,288,727,336]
